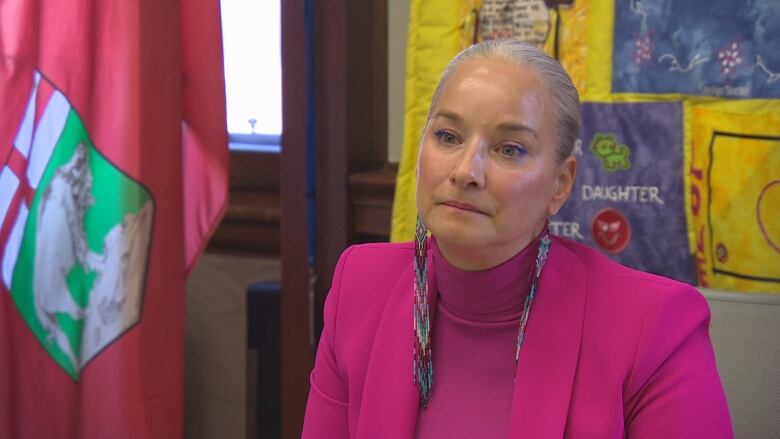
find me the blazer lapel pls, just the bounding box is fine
[509,239,587,438]
[356,244,439,438]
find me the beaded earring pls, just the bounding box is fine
[413,216,433,406]
[515,229,551,368]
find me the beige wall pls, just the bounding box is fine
[185,253,281,439]
[387,0,409,163]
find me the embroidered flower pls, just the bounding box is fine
[717,39,743,77]
[634,33,653,65]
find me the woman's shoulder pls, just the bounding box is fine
[555,236,693,286]
[340,240,415,257]
[324,242,416,358]
[329,241,415,305]
[553,236,707,310]
[552,238,714,397]
[335,241,414,275]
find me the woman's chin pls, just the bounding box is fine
[429,223,489,251]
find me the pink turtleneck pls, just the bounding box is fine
[415,236,538,438]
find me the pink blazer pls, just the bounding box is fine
[302,237,733,438]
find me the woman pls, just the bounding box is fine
[302,39,733,438]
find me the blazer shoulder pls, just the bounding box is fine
[556,237,691,290]
[325,242,416,376]
[328,241,415,321]
[554,237,709,324]
[340,240,414,260]
[335,241,414,282]
[553,240,714,397]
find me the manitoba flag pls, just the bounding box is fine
[2,71,155,379]
[0,1,228,437]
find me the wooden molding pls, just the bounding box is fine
[229,151,280,191]
[348,164,397,241]
[207,189,280,255]
[208,152,281,256]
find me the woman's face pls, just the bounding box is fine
[416,57,576,270]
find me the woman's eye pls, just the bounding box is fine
[434,129,459,145]
[498,143,527,158]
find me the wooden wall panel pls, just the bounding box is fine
[279,0,389,435]
[280,0,312,436]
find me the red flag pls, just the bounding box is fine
[0,0,228,437]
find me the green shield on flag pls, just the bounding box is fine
[9,79,154,380]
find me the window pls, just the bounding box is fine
[220,0,282,152]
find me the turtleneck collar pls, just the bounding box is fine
[430,233,541,324]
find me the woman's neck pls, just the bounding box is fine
[431,235,539,322]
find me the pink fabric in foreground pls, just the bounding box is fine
[302,237,733,438]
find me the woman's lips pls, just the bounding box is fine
[441,200,485,215]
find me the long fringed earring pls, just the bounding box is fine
[413,216,433,407]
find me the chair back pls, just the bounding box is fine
[703,289,780,439]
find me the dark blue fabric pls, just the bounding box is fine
[305,0,316,266]
[554,102,696,284]
[612,0,780,98]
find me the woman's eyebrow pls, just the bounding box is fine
[495,121,539,140]
[433,110,539,140]
[432,110,463,124]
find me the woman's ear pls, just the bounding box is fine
[549,155,577,216]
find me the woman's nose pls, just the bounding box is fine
[450,142,486,189]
